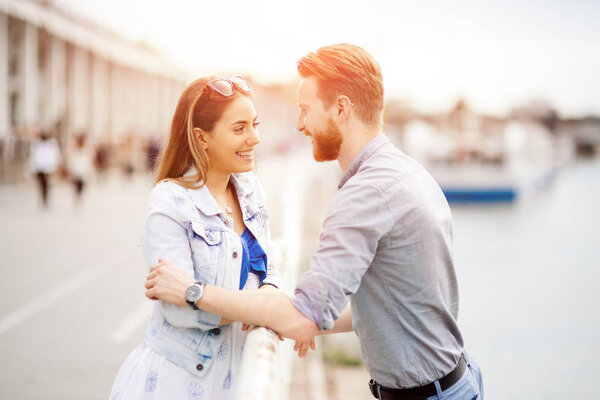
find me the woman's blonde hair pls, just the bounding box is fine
[155,77,251,188]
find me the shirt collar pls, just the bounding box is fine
[183,166,257,217]
[230,172,255,198]
[187,185,222,217]
[338,134,390,189]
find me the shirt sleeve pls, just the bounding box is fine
[142,184,222,330]
[292,182,394,330]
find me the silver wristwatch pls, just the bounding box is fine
[185,281,204,310]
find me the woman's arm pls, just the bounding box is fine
[145,260,319,347]
[143,185,227,329]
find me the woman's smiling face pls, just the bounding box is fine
[202,94,260,174]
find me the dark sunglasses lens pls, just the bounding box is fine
[231,76,250,92]
[211,80,234,96]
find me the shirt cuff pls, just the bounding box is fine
[291,291,334,331]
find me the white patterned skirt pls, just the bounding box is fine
[109,274,258,400]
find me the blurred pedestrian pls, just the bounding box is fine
[110,75,280,400]
[145,136,161,173]
[30,131,61,208]
[94,139,111,181]
[117,135,135,179]
[67,133,94,205]
[147,44,484,400]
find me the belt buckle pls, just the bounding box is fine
[368,379,382,399]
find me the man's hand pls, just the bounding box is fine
[276,309,320,358]
[294,337,317,358]
[145,259,193,306]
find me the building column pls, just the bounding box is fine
[109,63,125,139]
[0,13,9,139]
[139,73,159,138]
[67,45,90,137]
[90,54,110,142]
[22,22,38,129]
[49,36,66,135]
[158,77,172,137]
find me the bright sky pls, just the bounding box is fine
[55,0,600,117]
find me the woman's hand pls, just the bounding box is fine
[145,259,193,306]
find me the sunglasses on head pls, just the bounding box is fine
[207,75,251,97]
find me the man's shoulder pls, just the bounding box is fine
[354,145,424,190]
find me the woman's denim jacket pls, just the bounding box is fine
[142,171,281,377]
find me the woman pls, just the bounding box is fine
[110,75,280,400]
[67,133,93,205]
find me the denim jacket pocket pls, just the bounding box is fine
[188,219,222,284]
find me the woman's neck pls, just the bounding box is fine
[204,169,231,199]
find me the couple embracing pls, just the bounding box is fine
[110,44,484,400]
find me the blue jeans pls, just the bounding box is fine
[426,352,484,400]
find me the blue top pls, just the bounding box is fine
[239,228,267,289]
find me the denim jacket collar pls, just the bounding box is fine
[183,167,259,219]
[230,173,261,221]
[338,133,389,189]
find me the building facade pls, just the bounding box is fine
[0,0,188,179]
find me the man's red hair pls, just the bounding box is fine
[297,44,384,126]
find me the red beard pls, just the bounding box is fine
[305,118,343,162]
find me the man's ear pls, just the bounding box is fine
[335,95,354,123]
[193,127,209,150]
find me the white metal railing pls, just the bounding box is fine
[234,327,282,399]
[236,154,336,400]
[236,155,312,400]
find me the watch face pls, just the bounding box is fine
[185,284,202,303]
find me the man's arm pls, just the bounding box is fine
[318,303,352,335]
[291,182,393,331]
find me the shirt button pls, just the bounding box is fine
[196,363,204,371]
[232,251,238,259]
[211,327,221,335]
[224,220,229,226]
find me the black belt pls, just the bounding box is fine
[369,355,467,400]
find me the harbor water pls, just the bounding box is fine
[451,158,600,399]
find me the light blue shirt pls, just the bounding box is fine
[292,134,464,388]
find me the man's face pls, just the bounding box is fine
[297,77,343,162]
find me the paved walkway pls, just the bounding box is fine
[0,152,352,400]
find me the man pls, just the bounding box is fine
[145,44,484,399]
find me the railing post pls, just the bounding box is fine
[235,326,281,400]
